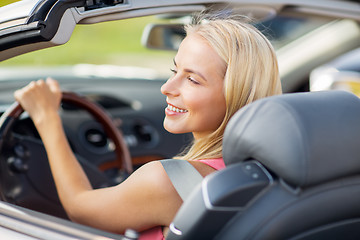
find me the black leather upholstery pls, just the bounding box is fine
[223,90,360,187]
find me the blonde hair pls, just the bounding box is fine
[176,16,282,160]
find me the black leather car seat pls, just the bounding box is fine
[166,90,360,240]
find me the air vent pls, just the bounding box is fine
[79,122,111,154]
[84,128,107,148]
[132,120,159,147]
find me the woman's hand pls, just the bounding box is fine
[14,78,62,126]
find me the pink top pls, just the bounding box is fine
[139,158,225,240]
[197,158,225,170]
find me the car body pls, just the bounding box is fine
[0,0,360,239]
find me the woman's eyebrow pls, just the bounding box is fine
[173,58,208,82]
[184,68,207,82]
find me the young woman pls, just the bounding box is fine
[14,16,282,239]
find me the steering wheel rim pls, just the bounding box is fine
[0,91,133,174]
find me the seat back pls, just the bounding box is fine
[167,91,360,239]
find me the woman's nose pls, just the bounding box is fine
[161,77,180,97]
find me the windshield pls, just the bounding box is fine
[0,13,330,81]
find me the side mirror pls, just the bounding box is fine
[141,24,186,51]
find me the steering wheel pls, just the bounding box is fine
[0,91,133,218]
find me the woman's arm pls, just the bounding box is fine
[14,79,183,233]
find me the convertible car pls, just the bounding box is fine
[0,0,360,239]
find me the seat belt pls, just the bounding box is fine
[160,159,203,201]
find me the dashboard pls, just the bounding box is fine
[0,76,192,170]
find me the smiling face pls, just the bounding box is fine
[161,33,227,140]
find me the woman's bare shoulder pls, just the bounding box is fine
[129,160,174,188]
[121,161,183,226]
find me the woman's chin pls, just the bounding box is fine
[163,122,187,135]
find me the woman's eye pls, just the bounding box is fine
[170,68,177,74]
[187,76,199,85]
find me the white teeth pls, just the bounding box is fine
[168,105,188,113]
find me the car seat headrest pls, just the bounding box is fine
[223,91,360,188]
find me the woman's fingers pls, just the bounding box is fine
[47,77,61,94]
[13,78,62,124]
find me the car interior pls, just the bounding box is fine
[0,0,360,239]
